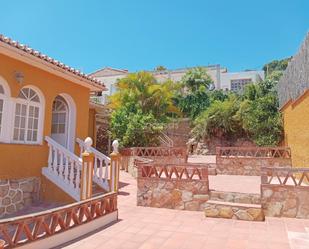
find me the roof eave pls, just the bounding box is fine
[0,42,106,92]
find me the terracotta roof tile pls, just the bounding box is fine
[0,34,105,90]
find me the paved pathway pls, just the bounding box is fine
[61,171,309,249]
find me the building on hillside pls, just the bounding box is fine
[0,34,106,217]
[220,70,264,92]
[278,32,309,167]
[90,66,264,104]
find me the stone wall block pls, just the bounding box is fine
[181,190,193,202]
[137,176,210,211]
[218,206,234,218]
[2,197,11,206]
[216,157,292,176]
[9,189,16,197]
[12,190,22,203]
[0,180,8,185]
[184,201,200,211]
[0,185,9,198]
[0,177,41,218]
[205,207,220,217]
[234,210,254,221]
[6,204,16,214]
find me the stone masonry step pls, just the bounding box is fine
[209,190,261,205]
[204,200,265,221]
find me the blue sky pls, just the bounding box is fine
[0,0,308,73]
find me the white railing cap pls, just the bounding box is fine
[84,137,93,153]
[112,140,119,153]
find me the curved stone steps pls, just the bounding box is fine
[204,200,265,221]
[209,190,261,204]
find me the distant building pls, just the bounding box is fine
[220,70,264,92]
[90,65,264,104]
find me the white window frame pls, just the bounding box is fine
[0,93,6,140]
[10,86,45,145]
[0,76,12,143]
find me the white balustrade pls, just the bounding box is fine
[43,136,82,201]
[76,138,111,192]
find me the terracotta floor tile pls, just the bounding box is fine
[225,239,248,249]
[267,241,291,249]
[156,230,174,238]
[60,171,308,249]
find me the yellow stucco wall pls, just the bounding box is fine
[0,53,91,179]
[41,176,75,204]
[282,92,309,168]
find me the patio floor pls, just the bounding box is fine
[59,171,309,249]
[190,155,261,193]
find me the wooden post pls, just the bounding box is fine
[110,140,120,192]
[80,137,94,200]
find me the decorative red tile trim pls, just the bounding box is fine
[137,163,208,180]
[0,192,117,248]
[216,147,291,159]
[261,167,309,186]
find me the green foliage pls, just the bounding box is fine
[208,90,229,102]
[111,106,163,147]
[175,90,210,119]
[175,67,216,118]
[110,71,179,147]
[192,97,243,141]
[263,57,291,76]
[237,72,283,146]
[192,71,284,146]
[237,95,283,146]
[181,67,213,92]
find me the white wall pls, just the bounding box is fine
[220,70,265,90]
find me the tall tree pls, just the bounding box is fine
[263,57,292,76]
[175,67,215,119]
[109,72,180,147]
[181,67,213,92]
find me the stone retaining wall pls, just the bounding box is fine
[0,177,40,217]
[261,184,309,218]
[137,178,209,211]
[216,157,292,176]
[210,191,261,205]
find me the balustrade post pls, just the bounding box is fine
[0,239,4,249]
[110,140,120,192]
[80,137,94,200]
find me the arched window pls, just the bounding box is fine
[13,87,42,143]
[0,77,11,141]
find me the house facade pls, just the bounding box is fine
[278,32,309,167]
[90,66,264,104]
[0,35,106,216]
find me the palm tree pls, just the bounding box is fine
[109,71,180,120]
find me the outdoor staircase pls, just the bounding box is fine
[158,131,174,147]
[42,136,111,201]
[204,190,265,221]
